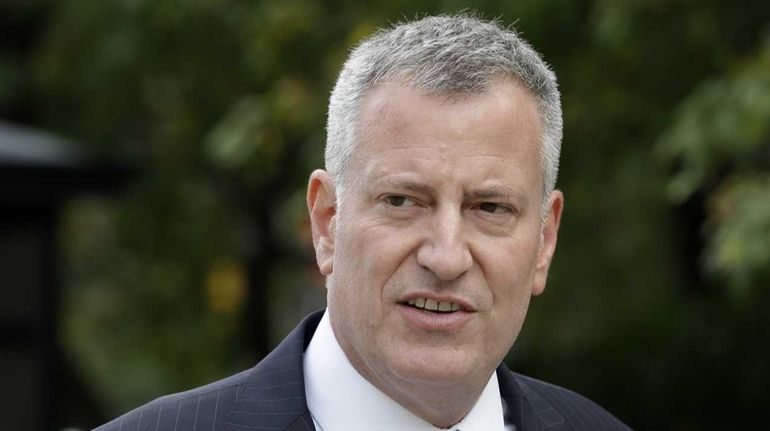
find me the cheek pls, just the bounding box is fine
[342,221,419,282]
[478,235,541,326]
[484,241,539,289]
[328,224,387,316]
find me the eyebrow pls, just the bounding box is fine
[383,178,525,203]
[383,178,436,195]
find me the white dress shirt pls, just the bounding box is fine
[304,310,512,431]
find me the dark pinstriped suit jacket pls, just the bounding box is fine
[94,311,632,431]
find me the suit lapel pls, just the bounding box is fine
[497,363,566,431]
[221,311,323,431]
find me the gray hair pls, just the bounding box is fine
[325,14,562,205]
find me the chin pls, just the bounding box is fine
[387,347,485,387]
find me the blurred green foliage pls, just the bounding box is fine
[658,37,770,293]
[2,0,769,429]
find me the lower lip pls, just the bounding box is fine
[398,304,474,332]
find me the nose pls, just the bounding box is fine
[416,207,473,281]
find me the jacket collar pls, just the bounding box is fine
[222,311,322,431]
[497,362,566,430]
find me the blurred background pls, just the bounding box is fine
[1,0,769,429]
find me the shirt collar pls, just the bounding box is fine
[303,309,506,431]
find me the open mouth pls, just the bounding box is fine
[404,297,465,313]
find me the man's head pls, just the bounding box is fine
[307,15,564,426]
[326,14,562,204]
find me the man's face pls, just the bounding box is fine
[308,78,562,401]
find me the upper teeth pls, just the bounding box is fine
[407,298,463,312]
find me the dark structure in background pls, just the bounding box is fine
[0,121,133,430]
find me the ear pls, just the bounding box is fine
[307,169,337,276]
[532,190,564,296]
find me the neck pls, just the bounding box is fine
[350,360,491,428]
[390,380,488,428]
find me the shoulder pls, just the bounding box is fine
[92,368,251,431]
[515,373,633,430]
[92,311,322,431]
[500,368,633,431]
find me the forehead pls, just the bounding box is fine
[349,78,543,190]
[358,78,540,147]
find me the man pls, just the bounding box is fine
[96,15,631,431]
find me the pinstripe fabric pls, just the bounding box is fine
[94,311,631,431]
[498,365,632,431]
[93,313,321,431]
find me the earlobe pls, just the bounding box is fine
[532,190,564,296]
[307,170,337,275]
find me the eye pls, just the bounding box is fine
[477,202,511,214]
[385,195,415,207]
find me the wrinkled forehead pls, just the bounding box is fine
[354,77,543,155]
